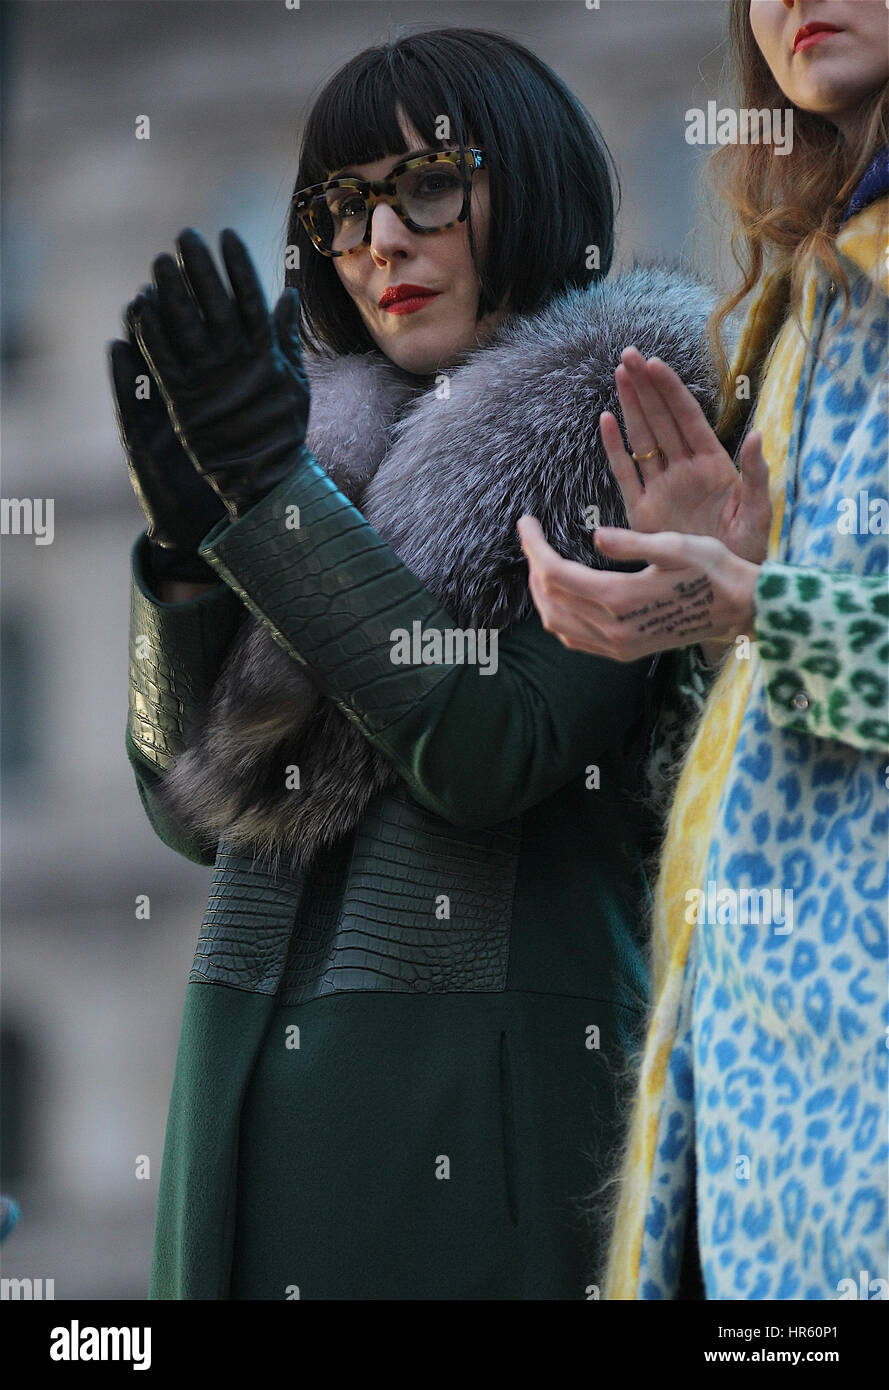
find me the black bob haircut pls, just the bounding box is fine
[283,26,620,357]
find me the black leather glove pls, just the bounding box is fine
[127,227,311,521]
[109,284,228,586]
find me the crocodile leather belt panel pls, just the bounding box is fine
[188,790,521,1000]
[279,792,521,1002]
[189,844,306,995]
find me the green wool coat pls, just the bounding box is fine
[126,448,660,1300]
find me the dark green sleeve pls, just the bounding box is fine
[198,450,652,828]
[126,533,246,864]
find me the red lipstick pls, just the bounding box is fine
[378,283,441,313]
[793,22,842,54]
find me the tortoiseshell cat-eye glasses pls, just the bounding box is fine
[292,148,487,257]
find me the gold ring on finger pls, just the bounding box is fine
[631,446,662,463]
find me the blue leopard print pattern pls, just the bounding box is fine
[641,259,888,1300]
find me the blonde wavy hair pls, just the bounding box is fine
[707,0,888,432]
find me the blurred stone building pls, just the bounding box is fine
[1,0,729,1298]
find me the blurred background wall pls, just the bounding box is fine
[1,0,731,1298]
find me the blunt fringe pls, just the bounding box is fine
[283,25,619,357]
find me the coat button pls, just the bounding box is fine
[791,689,810,712]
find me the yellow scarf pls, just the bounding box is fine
[603,197,889,1299]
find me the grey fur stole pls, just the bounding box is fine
[156,264,724,875]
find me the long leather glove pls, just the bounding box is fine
[127,227,311,520]
[109,285,229,585]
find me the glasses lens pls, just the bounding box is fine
[311,187,367,254]
[396,161,466,227]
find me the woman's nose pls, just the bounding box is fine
[369,202,413,261]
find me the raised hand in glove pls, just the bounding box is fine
[109,284,229,586]
[127,226,311,521]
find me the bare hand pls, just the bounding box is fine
[600,347,772,565]
[516,516,760,663]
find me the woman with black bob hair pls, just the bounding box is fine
[289,25,618,355]
[114,26,720,1299]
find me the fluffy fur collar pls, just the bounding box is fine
[156,264,724,875]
